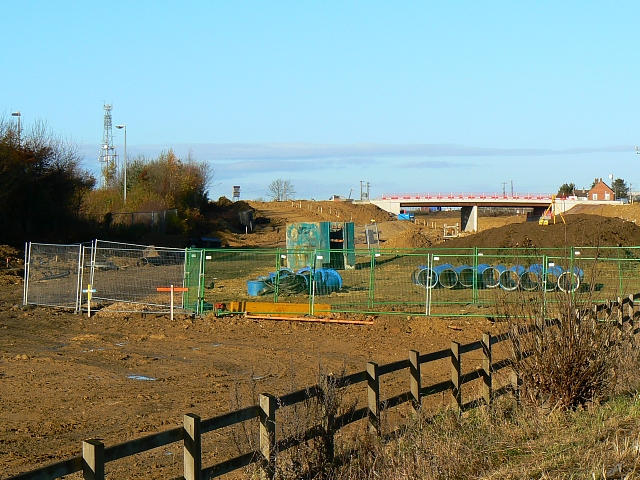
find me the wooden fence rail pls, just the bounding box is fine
[8,294,639,480]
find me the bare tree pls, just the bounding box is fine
[268,178,295,201]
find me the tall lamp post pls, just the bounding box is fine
[115,125,127,204]
[609,174,615,200]
[11,111,21,144]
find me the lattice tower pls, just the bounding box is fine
[98,103,118,187]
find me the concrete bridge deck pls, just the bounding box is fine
[369,192,618,232]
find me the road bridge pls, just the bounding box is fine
[370,192,616,232]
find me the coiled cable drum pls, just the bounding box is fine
[454,265,475,288]
[411,266,438,289]
[256,268,309,295]
[558,267,583,292]
[481,264,505,289]
[519,267,540,291]
[527,264,561,292]
[433,263,458,289]
[499,265,524,291]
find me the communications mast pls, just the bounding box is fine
[98,103,118,187]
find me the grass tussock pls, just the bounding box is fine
[332,395,640,479]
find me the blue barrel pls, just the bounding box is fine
[433,263,458,289]
[500,265,524,291]
[247,280,267,296]
[314,268,343,295]
[454,265,475,288]
[296,267,342,294]
[558,266,584,292]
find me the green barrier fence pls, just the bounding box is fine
[184,246,640,317]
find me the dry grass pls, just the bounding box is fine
[224,280,640,479]
[329,395,640,479]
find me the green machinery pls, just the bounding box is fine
[285,222,356,271]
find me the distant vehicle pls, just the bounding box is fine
[187,237,223,248]
[398,209,415,221]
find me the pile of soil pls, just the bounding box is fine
[249,200,395,226]
[443,214,640,249]
[381,228,433,249]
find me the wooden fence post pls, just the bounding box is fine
[259,393,276,480]
[409,350,421,413]
[481,334,492,406]
[82,439,105,480]
[451,342,461,414]
[367,362,380,435]
[617,296,624,331]
[183,413,202,480]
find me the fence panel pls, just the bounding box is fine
[311,249,372,314]
[87,240,186,311]
[372,249,431,315]
[184,249,205,313]
[201,249,282,313]
[24,243,83,310]
[24,243,640,316]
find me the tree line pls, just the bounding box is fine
[0,115,300,246]
[0,118,94,245]
[558,177,630,199]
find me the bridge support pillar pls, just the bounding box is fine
[461,205,478,232]
[528,206,546,221]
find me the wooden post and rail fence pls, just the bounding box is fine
[8,293,640,480]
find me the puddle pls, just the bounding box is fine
[127,375,156,381]
[114,342,127,347]
[212,343,222,347]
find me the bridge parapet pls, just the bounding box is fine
[381,192,555,201]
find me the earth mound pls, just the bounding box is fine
[442,214,640,249]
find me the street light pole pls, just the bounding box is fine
[11,111,21,145]
[116,125,127,204]
[609,174,615,200]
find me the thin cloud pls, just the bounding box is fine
[398,160,479,169]
[164,143,636,160]
[78,142,635,168]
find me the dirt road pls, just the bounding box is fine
[0,275,500,478]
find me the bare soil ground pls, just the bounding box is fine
[2,201,640,478]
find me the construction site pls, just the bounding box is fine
[3,199,640,478]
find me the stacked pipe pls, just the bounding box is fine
[411,263,584,292]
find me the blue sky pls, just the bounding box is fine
[3,2,640,200]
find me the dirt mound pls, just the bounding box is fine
[382,228,433,249]
[441,214,640,249]
[214,201,397,248]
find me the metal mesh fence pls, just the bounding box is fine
[189,246,640,317]
[24,242,640,316]
[87,240,186,311]
[24,243,83,309]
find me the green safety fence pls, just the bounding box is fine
[183,246,640,317]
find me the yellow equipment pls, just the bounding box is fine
[539,195,566,225]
